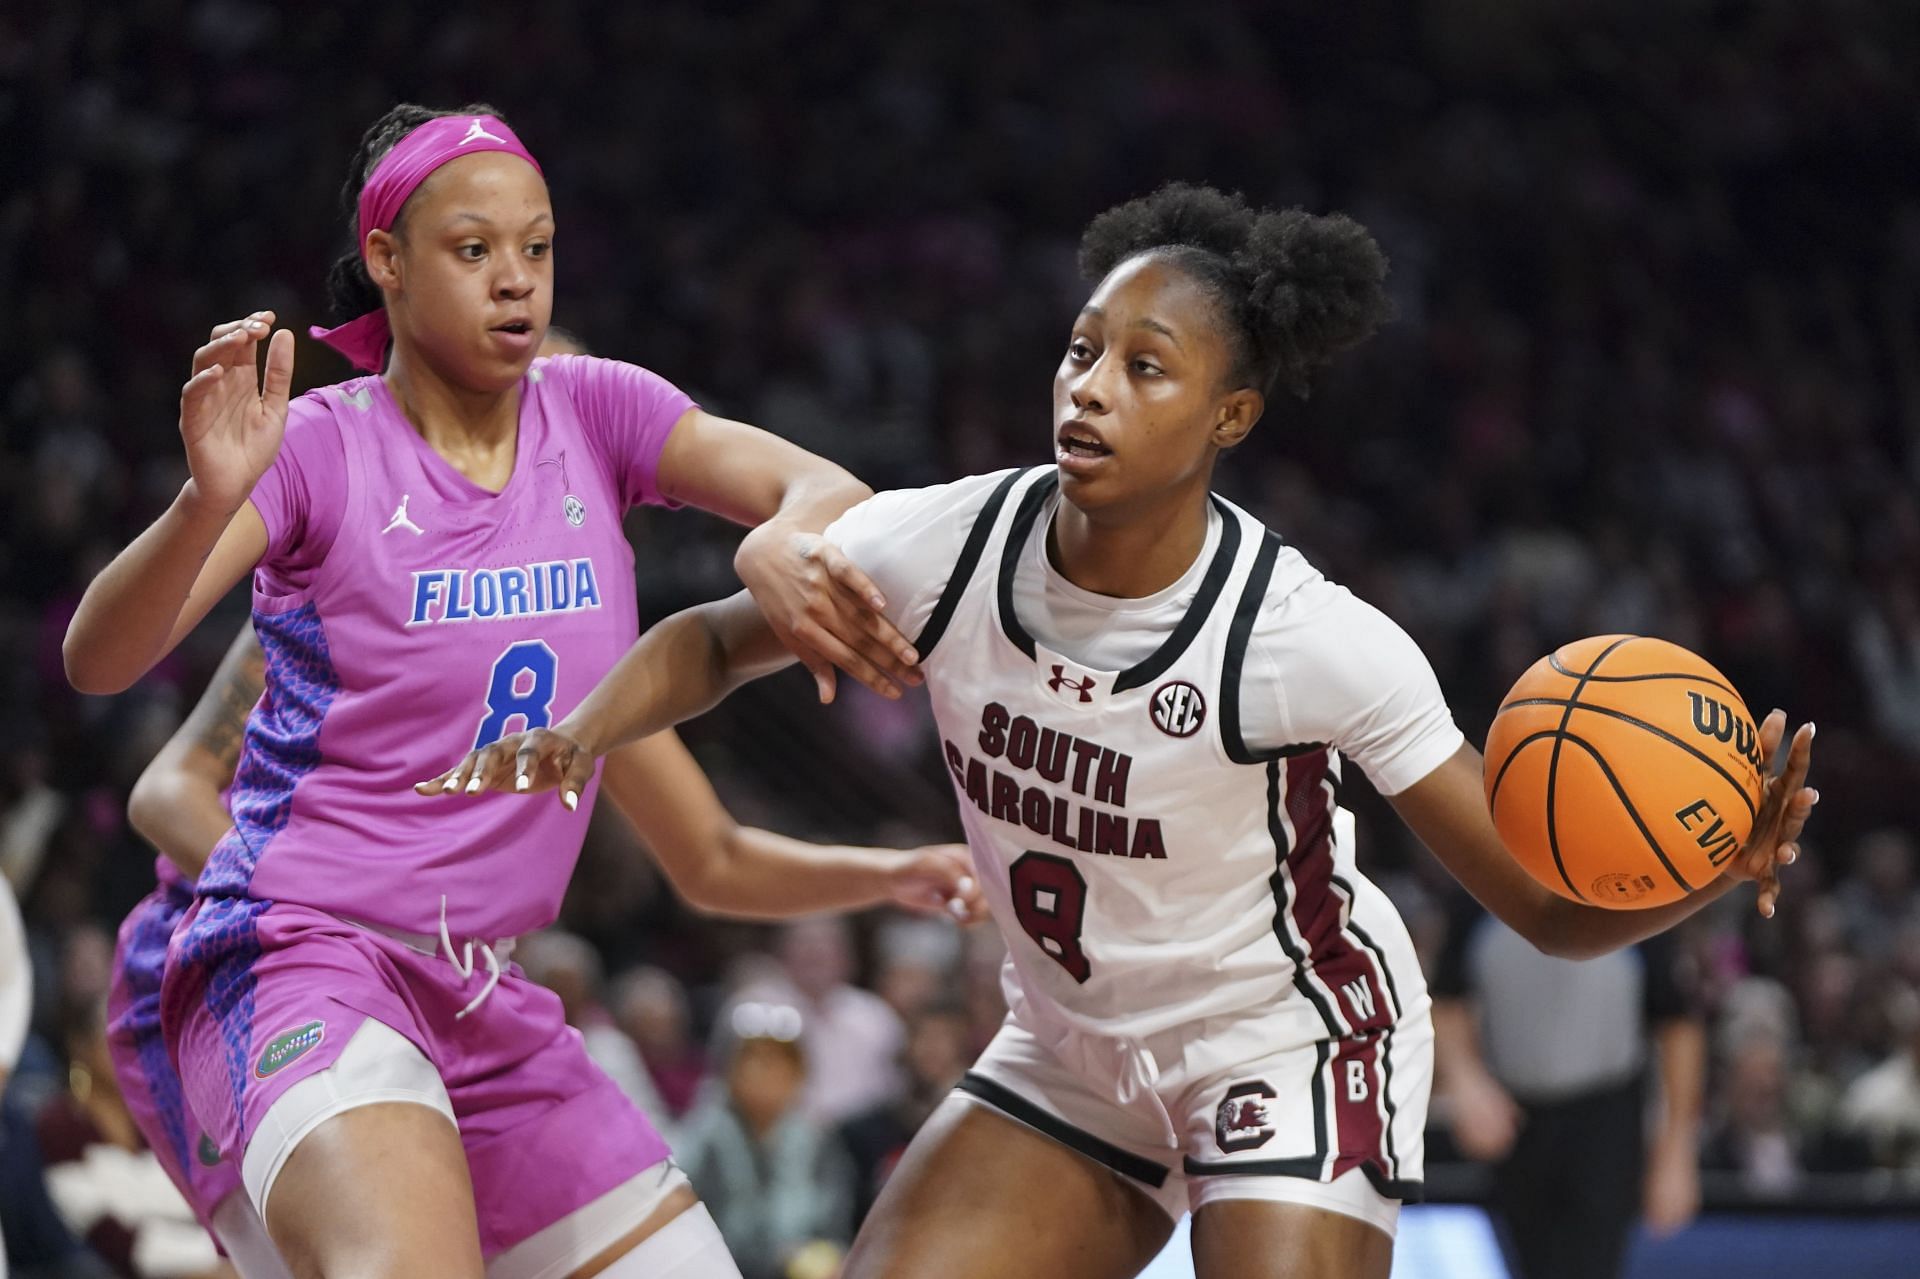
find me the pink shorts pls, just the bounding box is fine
[106,883,243,1233]
[163,899,671,1258]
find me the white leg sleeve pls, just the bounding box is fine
[210,1190,296,1279]
[592,1205,741,1279]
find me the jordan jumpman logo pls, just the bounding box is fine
[382,495,425,536]
[458,119,507,146]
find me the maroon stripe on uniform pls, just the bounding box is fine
[1284,750,1395,1180]
[1327,1031,1387,1183]
[1283,753,1391,1035]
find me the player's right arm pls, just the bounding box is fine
[1392,729,1814,959]
[598,732,984,922]
[126,623,264,880]
[417,590,796,807]
[63,314,292,694]
[419,473,997,805]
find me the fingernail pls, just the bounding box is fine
[563,790,579,811]
[515,775,529,791]
[948,899,968,919]
[442,778,458,792]
[1809,789,1820,803]
[904,649,920,665]
[872,595,886,609]
[959,877,975,893]
[247,320,266,331]
[465,776,482,794]
[1808,722,1816,738]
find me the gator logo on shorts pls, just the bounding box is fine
[255,1019,326,1079]
[197,1132,223,1167]
[1215,1080,1277,1153]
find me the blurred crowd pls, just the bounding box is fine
[5,0,1920,1273]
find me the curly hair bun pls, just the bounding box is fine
[1078,182,1391,399]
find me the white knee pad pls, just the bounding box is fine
[593,1204,740,1278]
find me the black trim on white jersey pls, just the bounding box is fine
[994,472,1058,660]
[1183,1155,1424,1203]
[1113,499,1240,693]
[957,1072,1171,1189]
[912,467,1031,661]
[1219,528,1326,765]
[993,472,1242,690]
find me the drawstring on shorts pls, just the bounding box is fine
[438,896,504,1019]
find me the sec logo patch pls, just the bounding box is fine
[1150,680,1206,738]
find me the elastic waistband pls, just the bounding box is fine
[337,914,518,963]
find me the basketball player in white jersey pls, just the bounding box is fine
[424,184,1817,1279]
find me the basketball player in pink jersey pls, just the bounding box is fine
[105,335,978,1279]
[431,184,1819,1279]
[65,103,924,1278]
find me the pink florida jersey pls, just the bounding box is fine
[190,355,690,941]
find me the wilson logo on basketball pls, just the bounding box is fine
[1215,1080,1277,1152]
[1150,680,1206,738]
[1674,798,1741,867]
[1686,692,1763,771]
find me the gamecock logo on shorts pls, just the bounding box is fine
[1150,680,1206,738]
[1214,1080,1277,1152]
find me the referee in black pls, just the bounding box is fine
[1433,904,1706,1279]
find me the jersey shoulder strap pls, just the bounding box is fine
[1217,513,1327,765]
[913,466,1040,659]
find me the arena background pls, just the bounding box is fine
[4,3,1920,1277]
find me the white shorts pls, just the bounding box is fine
[957,995,1433,1238]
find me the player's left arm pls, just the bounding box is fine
[126,622,264,879]
[597,732,986,923]
[1389,715,1815,960]
[654,409,919,703]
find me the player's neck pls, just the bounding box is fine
[1048,485,1211,599]
[384,352,522,478]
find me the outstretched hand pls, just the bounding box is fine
[180,311,296,515]
[416,727,598,812]
[886,844,989,924]
[735,525,921,703]
[1721,710,1817,918]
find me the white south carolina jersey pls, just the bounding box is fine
[828,467,1463,1050]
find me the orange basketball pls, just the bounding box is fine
[1483,635,1767,910]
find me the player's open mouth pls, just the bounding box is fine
[1056,424,1112,460]
[493,320,533,335]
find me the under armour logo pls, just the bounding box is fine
[338,386,372,413]
[458,119,507,147]
[381,494,425,536]
[1047,665,1096,703]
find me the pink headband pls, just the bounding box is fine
[309,115,544,372]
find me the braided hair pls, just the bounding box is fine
[322,102,509,322]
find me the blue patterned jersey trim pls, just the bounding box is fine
[175,602,340,1130]
[118,886,195,1172]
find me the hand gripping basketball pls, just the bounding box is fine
[1485,635,1819,911]
[1719,710,1817,918]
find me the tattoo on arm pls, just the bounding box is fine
[185,629,267,775]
